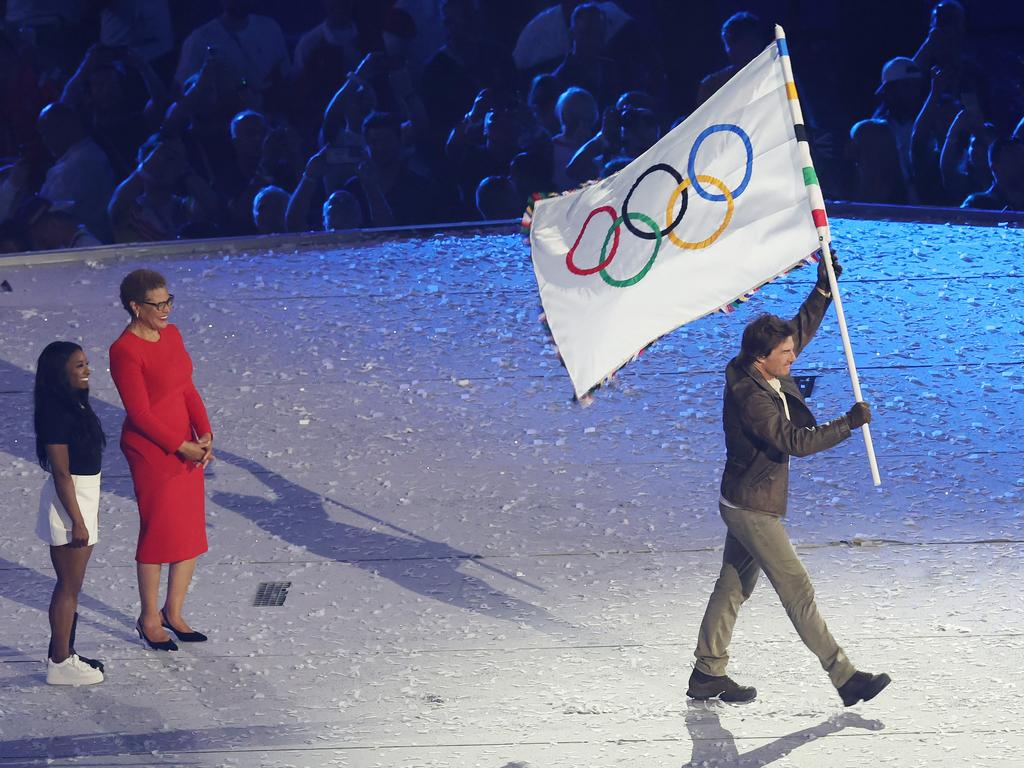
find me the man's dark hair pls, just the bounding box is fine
[119,268,166,317]
[738,313,795,367]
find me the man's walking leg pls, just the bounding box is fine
[721,507,856,689]
[689,520,760,702]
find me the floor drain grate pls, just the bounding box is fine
[254,581,291,607]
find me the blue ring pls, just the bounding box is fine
[687,124,753,202]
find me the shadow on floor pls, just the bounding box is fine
[680,700,884,766]
[211,450,571,633]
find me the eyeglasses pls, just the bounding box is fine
[140,295,174,312]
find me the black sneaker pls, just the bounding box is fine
[838,671,891,707]
[687,669,757,703]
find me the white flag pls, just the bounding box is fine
[529,36,820,398]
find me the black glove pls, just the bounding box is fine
[845,401,871,429]
[816,247,842,291]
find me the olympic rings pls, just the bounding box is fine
[598,212,661,288]
[561,122,753,288]
[566,205,619,275]
[665,175,734,250]
[620,163,686,240]
[687,124,753,202]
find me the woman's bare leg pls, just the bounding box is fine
[163,557,198,631]
[137,562,171,641]
[48,545,93,662]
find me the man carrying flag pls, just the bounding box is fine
[686,252,890,706]
[528,23,886,703]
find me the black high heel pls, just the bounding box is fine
[136,619,178,651]
[160,609,208,642]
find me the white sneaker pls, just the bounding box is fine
[46,653,104,686]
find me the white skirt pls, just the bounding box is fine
[36,473,101,546]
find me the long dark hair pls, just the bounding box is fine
[33,341,106,470]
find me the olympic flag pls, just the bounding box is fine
[529,32,822,399]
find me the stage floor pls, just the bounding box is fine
[0,218,1022,767]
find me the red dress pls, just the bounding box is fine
[109,324,211,563]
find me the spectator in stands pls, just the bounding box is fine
[174,0,289,110]
[346,111,440,226]
[287,126,390,233]
[295,0,362,93]
[912,2,987,121]
[0,31,59,160]
[259,127,304,194]
[475,175,521,220]
[420,0,514,155]
[566,104,623,185]
[848,118,910,205]
[252,185,288,235]
[293,0,364,145]
[226,109,264,179]
[60,44,167,178]
[615,106,660,164]
[287,145,333,232]
[320,53,383,147]
[551,87,598,190]
[223,109,270,234]
[513,0,631,76]
[529,75,562,139]
[11,195,101,251]
[1015,117,1024,141]
[940,106,994,206]
[108,139,219,242]
[696,12,771,107]
[871,56,926,202]
[510,150,554,205]
[962,137,1024,211]
[37,102,116,242]
[322,189,363,231]
[551,4,621,112]
[447,104,521,208]
[99,1,174,79]
[162,47,247,205]
[910,64,965,205]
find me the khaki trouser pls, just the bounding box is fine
[694,502,856,688]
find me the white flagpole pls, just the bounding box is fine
[774,25,882,486]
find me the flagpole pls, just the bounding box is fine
[774,25,882,486]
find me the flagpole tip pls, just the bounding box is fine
[774,23,785,39]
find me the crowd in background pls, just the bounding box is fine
[0,0,1023,253]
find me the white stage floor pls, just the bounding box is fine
[0,218,1022,767]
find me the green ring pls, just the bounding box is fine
[599,212,662,288]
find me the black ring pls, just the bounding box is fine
[620,163,687,240]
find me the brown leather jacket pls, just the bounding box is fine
[719,287,852,516]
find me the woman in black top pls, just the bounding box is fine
[34,341,106,686]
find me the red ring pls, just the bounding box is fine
[566,205,619,275]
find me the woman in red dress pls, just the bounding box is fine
[109,268,213,651]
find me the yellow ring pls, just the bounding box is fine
[665,174,734,250]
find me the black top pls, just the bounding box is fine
[36,398,103,476]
